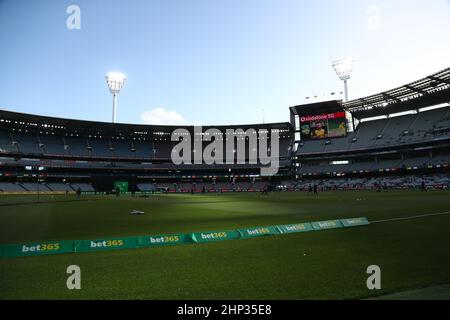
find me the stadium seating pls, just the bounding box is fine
[297,154,450,175]
[0,130,293,160]
[136,183,157,191]
[0,182,26,192]
[0,91,449,193]
[46,183,73,192]
[292,173,450,190]
[0,182,96,192]
[0,131,18,153]
[68,183,95,192]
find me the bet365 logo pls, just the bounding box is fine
[90,240,124,248]
[22,243,60,253]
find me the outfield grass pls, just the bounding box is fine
[1,190,450,299]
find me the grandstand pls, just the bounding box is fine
[295,107,450,155]
[0,68,450,193]
[291,68,450,189]
[0,112,293,192]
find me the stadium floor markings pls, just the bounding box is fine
[371,211,450,224]
[367,283,450,300]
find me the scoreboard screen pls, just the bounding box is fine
[114,181,129,193]
[300,111,347,140]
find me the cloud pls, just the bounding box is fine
[141,108,188,125]
[366,5,382,31]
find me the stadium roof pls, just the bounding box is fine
[289,100,344,117]
[344,67,450,119]
[0,109,292,138]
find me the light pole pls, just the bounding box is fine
[332,57,354,131]
[105,72,127,123]
[332,57,353,102]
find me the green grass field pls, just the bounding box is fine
[1,190,450,300]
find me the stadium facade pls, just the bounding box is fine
[1,68,449,193]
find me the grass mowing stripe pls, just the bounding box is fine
[0,198,107,207]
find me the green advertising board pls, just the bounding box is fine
[278,222,314,234]
[311,220,343,230]
[0,217,371,259]
[0,240,76,258]
[137,233,192,247]
[191,230,241,243]
[238,226,281,238]
[340,217,370,227]
[75,237,138,253]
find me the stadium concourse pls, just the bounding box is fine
[0,68,449,193]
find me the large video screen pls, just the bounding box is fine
[300,112,347,140]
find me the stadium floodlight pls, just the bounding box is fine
[105,72,127,123]
[332,57,353,102]
[332,57,355,132]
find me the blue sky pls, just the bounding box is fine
[0,0,449,125]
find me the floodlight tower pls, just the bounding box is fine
[105,72,127,123]
[332,57,353,102]
[332,57,354,131]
